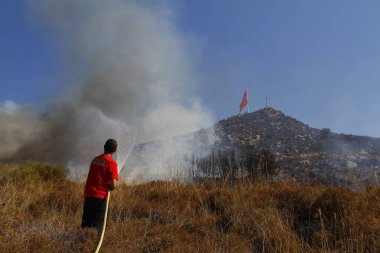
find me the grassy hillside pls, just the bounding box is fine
[1,162,380,252]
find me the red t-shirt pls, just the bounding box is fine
[84,154,118,199]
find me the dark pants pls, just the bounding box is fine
[81,197,106,230]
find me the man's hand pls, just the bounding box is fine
[110,179,118,191]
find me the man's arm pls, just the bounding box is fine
[109,178,118,191]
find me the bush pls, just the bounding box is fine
[0,161,67,183]
[320,128,331,139]
[241,149,278,180]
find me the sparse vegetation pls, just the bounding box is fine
[190,149,278,182]
[1,162,380,252]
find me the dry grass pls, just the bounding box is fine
[1,162,380,252]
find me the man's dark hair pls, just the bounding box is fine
[104,139,117,154]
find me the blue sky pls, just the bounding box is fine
[0,1,58,105]
[2,1,380,136]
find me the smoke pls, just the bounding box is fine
[0,0,214,180]
[0,101,45,159]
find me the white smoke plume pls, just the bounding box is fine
[0,0,214,180]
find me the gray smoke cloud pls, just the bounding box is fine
[0,0,214,180]
[0,101,45,159]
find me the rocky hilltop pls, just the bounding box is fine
[127,107,380,187]
[210,108,380,187]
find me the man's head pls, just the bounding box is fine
[104,139,118,154]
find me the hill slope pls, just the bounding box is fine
[127,108,380,187]
[2,162,380,252]
[212,108,380,186]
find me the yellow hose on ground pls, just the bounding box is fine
[95,191,110,253]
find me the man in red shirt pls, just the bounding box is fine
[81,139,119,230]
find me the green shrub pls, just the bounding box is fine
[0,161,67,183]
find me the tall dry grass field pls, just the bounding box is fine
[1,162,380,252]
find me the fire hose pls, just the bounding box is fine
[95,191,110,253]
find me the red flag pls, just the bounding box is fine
[239,90,248,112]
